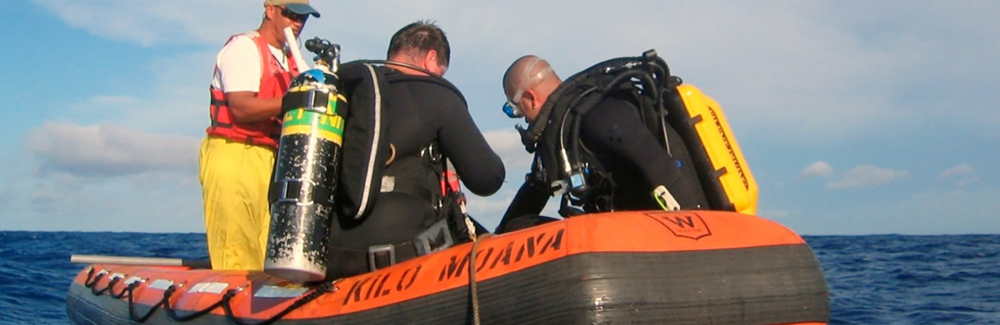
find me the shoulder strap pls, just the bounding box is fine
[336,62,392,219]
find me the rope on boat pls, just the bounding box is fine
[81,234,493,325]
[95,276,121,295]
[162,286,235,322]
[221,282,334,325]
[127,284,169,323]
[81,268,158,322]
[468,233,493,325]
[81,267,336,324]
[84,269,108,295]
[110,281,140,299]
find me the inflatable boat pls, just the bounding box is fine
[67,210,829,324]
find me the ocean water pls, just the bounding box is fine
[1,231,998,325]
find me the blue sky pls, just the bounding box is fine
[1,1,997,235]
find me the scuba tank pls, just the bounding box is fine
[265,37,345,283]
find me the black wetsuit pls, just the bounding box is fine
[327,68,504,276]
[498,95,706,233]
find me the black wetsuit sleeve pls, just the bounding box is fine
[496,176,550,232]
[437,102,506,197]
[579,98,680,190]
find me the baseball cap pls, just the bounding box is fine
[265,0,320,18]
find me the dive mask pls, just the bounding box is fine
[502,97,524,118]
[501,63,552,119]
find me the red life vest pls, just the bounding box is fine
[206,32,300,149]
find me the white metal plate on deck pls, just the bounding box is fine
[254,286,308,298]
[148,279,174,290]
[188,282,229,294]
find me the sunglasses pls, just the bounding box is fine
[280,7,309,22]
[501,66,552,118]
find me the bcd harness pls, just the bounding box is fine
[518,50,697,216]
[362,142,480,269]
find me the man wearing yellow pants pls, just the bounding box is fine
[199,0,319,270]
[200,140,276,270]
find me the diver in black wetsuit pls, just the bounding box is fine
[326,21,504,278]
[497,55,707,233]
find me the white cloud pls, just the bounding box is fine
[794,187,1000,235]
[16,0,1000,234]
[799,161,834,180]
[465,189,517,229]
[33,0,259,46]
[483,129,531,170]
[18,175,203,232]
[940,164,974,178]
[56,50,213,135]
[32,1,1000,141]
[938,163,979,187]
[0,123,203,232]
[826,165,908,190]
[26,122,199,177]
[458,129,535,229]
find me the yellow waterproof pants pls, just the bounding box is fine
[199,136,275,271]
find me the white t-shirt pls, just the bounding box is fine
[211,33,291,93]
